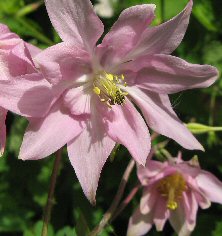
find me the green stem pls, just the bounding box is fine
[41,149,63,236]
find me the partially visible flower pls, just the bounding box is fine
[15,0,218,203]
[127,154,222,236]
[0,23,55,155]
[94,0,117,18]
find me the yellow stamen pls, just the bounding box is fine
[157,172,187,210]
[93,71,128,107]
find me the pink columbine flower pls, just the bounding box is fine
[127,154,222,236]
[0,23,56,155]
[7,0,218,203]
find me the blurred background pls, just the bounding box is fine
[0,0,222,235]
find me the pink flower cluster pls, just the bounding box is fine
[0,0,219,208]
[127,154,222,236]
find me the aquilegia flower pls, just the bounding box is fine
[0,23,57,155]
[127,154,222,236]
[3,0,217,203]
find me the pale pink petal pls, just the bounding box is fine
[67,107,115,204]
[137,160,167,185]
[0,74,55,117]
[45,0,104,51]
[183,192,198,231]
[19,100,84,160]
[35,42,91,85]
[63,85,91,116]
[97,4,156,68]
[126,86,203,150]
[0,107,7,156]
[123,54,218,94]
[169,203,192,236]
[0,23,10,34]
[104,99,151,166]
[127,0,193,59]
[25,43,42,58]
[8,42,36,76]
[153,197,169,231]
[196,171,222,204]
[127,207,153,236]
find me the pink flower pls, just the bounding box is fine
[0,23,55,155]
[15,0,218,203]
[127,154,222,236]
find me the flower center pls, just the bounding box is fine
[93,71,128,108]
[157,172,187,210]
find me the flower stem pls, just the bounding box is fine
[41,149,63,236]
[88,160,135,236]
[111,183,141,221]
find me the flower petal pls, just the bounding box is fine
[19,100,84,160]
[0,107,7,156]
[97,4,156,68]
[126,86,203,150]
[0,74,55,117]
[169,203,192,236]
[153,197,169,231]
[183,192,198,231]
[35,42,91,85]
[67,108,115,204]
[105,99,151,166]
[63,85,91,116]
[124,54,218,94]
[45,0,104,51]
[127,0,193,59]
[127,206,153,236]
[196,170,222,204]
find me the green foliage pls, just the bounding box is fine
[0,0,222,235]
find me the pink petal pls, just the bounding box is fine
[45,0,104,51]
[25,43,42,58]
[153,197,169,231]
[67,109,115,204]
[97,4,156,68]
[35,42,91,85]
[0,107,7,156]
[137,160,167,185]
[169,203,192,236]
[196,170,222,204]
[126,86,203,150]
[127,207,153,236]
[124,54,218,94]
[19,100,84,160]
[128,0,193,59]
[63,85,91,116]
[0,74,55,117]
[105,99,151,166]
[183,192,198,231]
[0,23,11,34]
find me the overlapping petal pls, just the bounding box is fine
[104,99,151,166]
[196,171,222,204]
[97,4,156,68]
[122,54,218,94]
[126,86,203,150]
[127,0,193,59]
[35,42,91,85]
[0,74,55,117]
[68,107,115,204]
[45,0,104,51]
[19,101,84,160]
